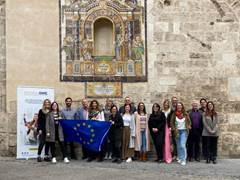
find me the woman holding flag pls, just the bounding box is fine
[87,100,105,162]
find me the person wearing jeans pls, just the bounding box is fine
[171,102,191,166]
[135,102,150,161]
[176,130,188,164]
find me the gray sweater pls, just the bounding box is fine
[202,113,219,137]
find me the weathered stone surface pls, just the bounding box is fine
[0,0,6,155]
[0,0,240,157]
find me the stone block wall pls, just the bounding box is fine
[147,0,240,157]
[1,0,240,157]
[0,0,8,155]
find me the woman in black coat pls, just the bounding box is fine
[148,103,166,162]
[37,99,51,162]
[108,105,124,163]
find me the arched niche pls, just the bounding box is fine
[93,18,114,56]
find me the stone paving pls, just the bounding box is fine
[0,157,239,180]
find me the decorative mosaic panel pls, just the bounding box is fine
[59,0,147,82]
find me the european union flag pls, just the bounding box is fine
[59,120,111,152]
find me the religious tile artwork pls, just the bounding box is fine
[60,0,147,82]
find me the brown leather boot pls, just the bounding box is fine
[139,152,143,161]
[143,153,147,162]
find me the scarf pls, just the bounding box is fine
[175,111,184,119]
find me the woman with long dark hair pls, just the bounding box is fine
[37,99,51,162]
[170,102,191,166]
[108,105,123,163]
[148,103,166,163]
[45,102,70,163]
[135,102,150,161]
[202,101,219,164]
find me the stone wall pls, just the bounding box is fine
[146,0,240,157]
[2,0,240,157]
[0,0,8,155]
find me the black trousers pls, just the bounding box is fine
[82,146,88,158]
[45,140,67,158]
[37,133,48,156]
[202,136,208,159]
[205,136,218,159]
[111,139,121,159]
[187,130,201,159]
[65,142,76,159]
[151,131,164,160]
[171,130,177,157]
[105,137,113,157]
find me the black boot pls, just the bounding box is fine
[206,158,210,164]
[212,157,217,164]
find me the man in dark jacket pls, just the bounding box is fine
[187,100,203,162]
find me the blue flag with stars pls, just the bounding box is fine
[59,120,111,152]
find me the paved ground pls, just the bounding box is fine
[0,157,240,180]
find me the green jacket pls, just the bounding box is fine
[170,112,191,137]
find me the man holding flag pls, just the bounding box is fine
[60,100,110,162]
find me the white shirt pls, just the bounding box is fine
[122,114,132,127]
[176,117,186,130]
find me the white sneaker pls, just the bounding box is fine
[177,159,181,164]
[64,157,70,163]
[181,161,186,166]
[52,157,57,164]
[126,157,132,163]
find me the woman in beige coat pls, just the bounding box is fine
[134,102,150,161]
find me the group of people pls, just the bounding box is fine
[36,96,219,166]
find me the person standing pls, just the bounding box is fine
[171,102,191,166]
[45,102,70,164]
[187,100,203,162]
[162,99,173,164]
[61,97,77,160]
[36,99,51,162]
[199,98,207,113]
[202,101,219,164]
[170,96,178,160]
[75,98,89,160]
[121,104,135,163]
[87,100,105,162]
[148,103,166,163]
[199,98,207,159]
[103,99,114,160]
[119,96,137,114]
[109,105,123,164]
[134,102,150,161]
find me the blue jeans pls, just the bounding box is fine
[140,129,147,152]
[176,130,187,162]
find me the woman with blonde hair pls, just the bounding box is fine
[162,99,173,163]
[36,99,51,162]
